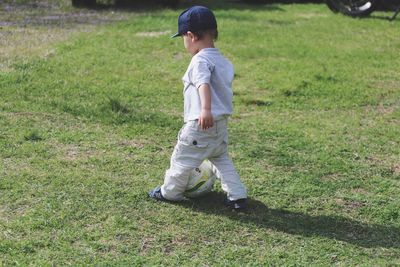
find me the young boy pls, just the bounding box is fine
[148,6,247,211]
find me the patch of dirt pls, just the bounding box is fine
[53,142,101,162]
[162,235,190,255]
[0,1,129,28]
[366,155,384,167]
[376,103,396,115]
[392,163,400,176]
[320,172,341,181]
[373,80,400,91]
[136,30,171,37]
[173,51,185,60]
[2,157,33,177]
[0,0,134,71]
[65,144,80,161]
[335,198,365,211]
[118,139,152,149]
[139,237,154,253]
[296,12,328,19]
[350,188,368,194]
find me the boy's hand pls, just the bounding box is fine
[199,108,214,130]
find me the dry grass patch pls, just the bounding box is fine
[0,1,135,71]
[135,30,171,37]
[335,198,365,211]
[0,26,92,72]
[392,163,400,176]
[296,12,328,19]
[118,139,153,149]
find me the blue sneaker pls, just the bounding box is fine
[225,198,248,211]
[148,186,166,201]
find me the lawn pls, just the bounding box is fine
[1,0,400,265]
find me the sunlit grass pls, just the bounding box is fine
[1,1,399,265]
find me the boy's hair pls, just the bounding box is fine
[192,28,218,41]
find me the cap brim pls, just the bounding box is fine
[171,32,180,38]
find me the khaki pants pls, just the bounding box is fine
[161,118,247,201]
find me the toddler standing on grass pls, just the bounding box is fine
[148,6,247,211]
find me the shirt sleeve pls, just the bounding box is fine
[191,59,214,89]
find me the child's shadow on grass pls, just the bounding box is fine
[177,192,400,249]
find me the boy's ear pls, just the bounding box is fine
[187,31,198,41]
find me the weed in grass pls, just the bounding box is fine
[24,130,43,142]
[108,97,130,114]
[242,98,273,107]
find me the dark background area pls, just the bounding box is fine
[69,0,397,11]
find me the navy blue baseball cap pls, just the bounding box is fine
[171,6,217,38]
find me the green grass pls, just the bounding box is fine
[1,1,400,265]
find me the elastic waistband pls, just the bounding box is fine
[185,117,228,133]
